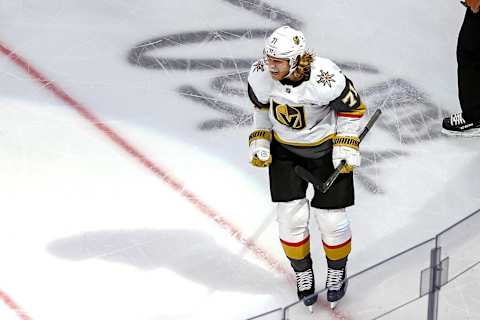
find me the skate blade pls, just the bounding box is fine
[308,305,313,313]
[330,301,338,309]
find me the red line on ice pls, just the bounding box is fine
[0,41,290,274]
[0,290,32,320]
[0,41,352,320]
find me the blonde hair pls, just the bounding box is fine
[289,51,315,81]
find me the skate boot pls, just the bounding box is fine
[295,268,317,310]
[326,266,348,309]
[441,112,480,137]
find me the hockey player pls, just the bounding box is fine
[247,26,366,309]
[442,0,480,136]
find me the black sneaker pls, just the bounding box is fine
[295,268,317,306]
[442,112,480,136]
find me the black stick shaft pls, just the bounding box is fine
[322,109,382,193]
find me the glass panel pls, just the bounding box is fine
[249,210,480,320]
[245,307,283,320]
[284,240,435,320]
[336,240,433,319]
[437,210,480,280]
[376,294,428,320]
[438,262,480,320]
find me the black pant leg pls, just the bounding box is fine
[269,139,308,202]
[457,9,480,122]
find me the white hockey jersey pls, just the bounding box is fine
[247,56,366,156]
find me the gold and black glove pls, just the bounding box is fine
[248,129,272,168]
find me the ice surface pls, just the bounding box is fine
[0,1,479,319]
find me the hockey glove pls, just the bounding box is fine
[332,136,360,173]
[249,129,272,168]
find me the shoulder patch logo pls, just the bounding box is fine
[316,70,336,88]
[293,36,300,45]
[253,60,265,72]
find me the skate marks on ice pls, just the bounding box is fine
[47,229,287,295]
[127,0,299,131]
[127,0,301,71]
[360,78,448,144]
[354,149,408,194]
[126,0,449,195]
[354,79,449,193]
[126,0,303,131]
[178,84,252,130]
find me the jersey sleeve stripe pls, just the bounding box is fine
[335,102,366,118]
[336,112,364,118]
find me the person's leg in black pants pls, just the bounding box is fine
[442,9,480,136]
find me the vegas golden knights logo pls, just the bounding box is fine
[273,100,306,129]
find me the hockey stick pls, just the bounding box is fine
[294,109,382,193]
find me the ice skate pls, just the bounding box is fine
[326,266,348,309]
[295,268,317,312]
[441,112,480,137]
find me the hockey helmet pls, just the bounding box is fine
[264,26,306,75]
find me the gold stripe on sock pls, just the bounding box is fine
[323,238,352,260]
[280,236,311,260]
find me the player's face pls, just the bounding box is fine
[266,55,290,80]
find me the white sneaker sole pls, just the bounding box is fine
[441,127,480,137]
